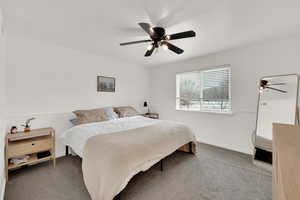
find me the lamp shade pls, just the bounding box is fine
[143,101,148,107]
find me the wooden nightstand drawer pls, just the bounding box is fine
[7,136,53,158]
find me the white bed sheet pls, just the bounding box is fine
[60,116,160,157]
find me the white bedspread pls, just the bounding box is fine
[60,116,160,157]
[83,120,196,200]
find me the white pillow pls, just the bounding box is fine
[102,107,119,120]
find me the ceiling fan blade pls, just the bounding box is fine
[144,45,156,57]
[164,42,184,54]
[120,39,152,46]
[167,30,196,40]
[138,22,153,36]
[267,83,286,86]
[266,86,287,93]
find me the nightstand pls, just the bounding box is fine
[143,113,159,119]
[5,127,56,181]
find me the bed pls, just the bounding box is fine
[60,115,197,200]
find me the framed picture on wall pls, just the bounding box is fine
[97,76,116,92]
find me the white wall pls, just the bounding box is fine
[6,35,150,115]
[5,35,150,156]
[0,8,6,199]
[150,34,300,154]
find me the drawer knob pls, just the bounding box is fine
[32,143,35,146]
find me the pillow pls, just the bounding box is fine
[102,107,119,120]
[73,108,109,125]
[69,118,79,126]
[114,106,140,118]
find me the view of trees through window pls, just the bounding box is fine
[176,67,231,113]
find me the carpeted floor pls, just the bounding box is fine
[5,143,272,200]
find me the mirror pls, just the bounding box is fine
[254,74,299,165]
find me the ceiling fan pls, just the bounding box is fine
[120,23,196,57]
[259,80,287,93]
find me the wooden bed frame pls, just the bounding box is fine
[65,142,196,200]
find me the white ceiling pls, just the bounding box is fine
[1,0,300,67]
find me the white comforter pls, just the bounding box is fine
[60,116,160,157]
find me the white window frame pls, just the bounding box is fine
[176,65,232,114]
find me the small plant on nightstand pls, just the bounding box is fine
[21,117,35,132]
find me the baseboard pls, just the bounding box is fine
[0,178,5,200]
[253,159,272,172]
[198,141,253,156]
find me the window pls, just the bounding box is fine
[176,66,231,113]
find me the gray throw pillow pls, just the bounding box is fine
[73,108,109,125]
[113,106,140,118]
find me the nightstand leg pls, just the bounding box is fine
[52,129,56,168]
[5,167,8,182]
[5,141,9,182]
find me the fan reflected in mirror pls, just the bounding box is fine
[259,79,287,93]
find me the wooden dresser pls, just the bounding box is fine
[5,127,56,181]
[273,123,300,200]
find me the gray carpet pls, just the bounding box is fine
[5,143,271,200]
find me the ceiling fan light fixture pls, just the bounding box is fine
[259,87,264,93]
[165,35,171,40]
[162,43,168,50]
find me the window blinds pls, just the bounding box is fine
[176,67,231,113]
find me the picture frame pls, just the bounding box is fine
[97,76,116,92]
